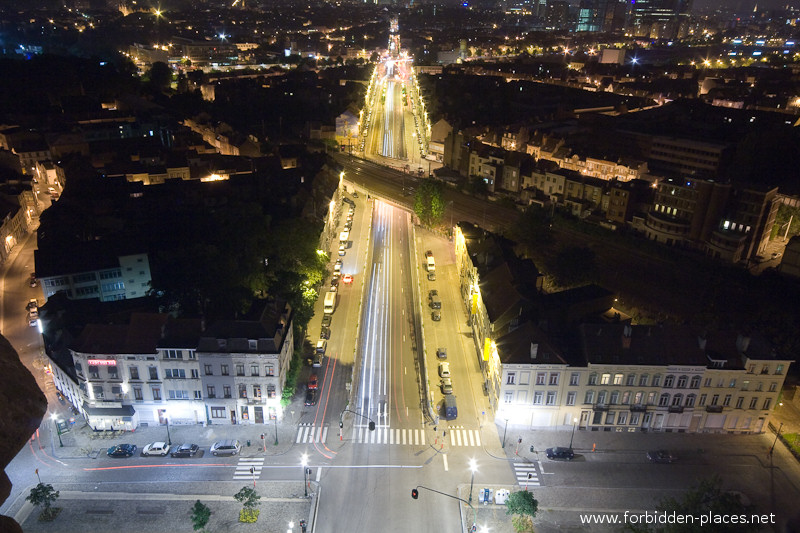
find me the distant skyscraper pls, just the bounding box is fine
[629,0,691,38]
[576,0,627,31]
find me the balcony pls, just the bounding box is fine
[592,403,609,412]
[706,405,724,413]
[668,405,684,413]
[247,397,264,405]
[630,404,648,412]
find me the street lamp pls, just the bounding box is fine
[770,422,784,456]
[568,417,578,449]
[468,458,478,503]
[51,414,63,447]
[165,417,172,446]
[501,418,509,448]
[301,453,309,498]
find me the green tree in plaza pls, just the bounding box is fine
[190,500,211,531]
[147,61,173,92]
[413,179,446,227]
[506,490,538,532]
[26,483,60,521]
[627,476,758,533]
[234,486,261,523]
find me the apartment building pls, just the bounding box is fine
[492,323,789,434]
[197,299,293,425]
[69,314,205,430]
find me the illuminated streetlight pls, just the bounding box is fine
[301,453,309,497]
[568,417,578,449]
[50,414,63,447]
[468,458,478,503]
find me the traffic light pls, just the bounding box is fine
[411,488,419,499]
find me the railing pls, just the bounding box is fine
[706,405,723,413]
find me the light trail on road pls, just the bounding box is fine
[358,201,400,428]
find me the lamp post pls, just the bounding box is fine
[770,422,784,456]
[501,418,509,448]
[301,453,309,498]
[569,417,578,449]
[274,415,279,446]
[51,414,63,447]
[165,417,172,446]
[468,458,477,503]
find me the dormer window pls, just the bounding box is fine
[249,340,257,350]
[217,339,227,349]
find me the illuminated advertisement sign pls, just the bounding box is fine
[87,359,117,366]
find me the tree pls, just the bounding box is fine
[413,179,445,227]
[147,61,173,91]
[551,245,597,287]
[190,500,211,531]
[26,483,60,520]
[628,476,757,533]
[507,205,553,251]
[234,486,261,522]
[506,490,538,533]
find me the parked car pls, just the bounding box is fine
[438,362,450,378]
[331,276,340,288]
[338,244,346,256]
[308,374,318,390]
[29,273,38,287]
[210,439,242,456]
[425,250,433,257]
[334,261,342,274]
[28,309,39,320]
[352,191,358,198]
[428,289,438,302]
[28,317,38,327]
[647,450,676,463]
[142,442,170,456]
[441,378,453,395]
[427,271,436,281]
[432,310,441,321]
[107,444,137,458]
[321,315,332,328]
[342,274,353,284]
[545,447,574,460]
[170,443,200,458]
[305,389,317,406]
[26,298,38,311]
[320,326,331,340]
[436,348,447,359]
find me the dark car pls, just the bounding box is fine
[170,443,200,458]
[647,450,675,463]
[352,191,358,198]
[331,276,340,288]
[321,315,332,328]
[427,271,436,281]
[432,310,441,321]
[107,444,137,458]
[305,389,317,406]
[545,447,574,460]
[320,326,331,340]
[428,289,438,302]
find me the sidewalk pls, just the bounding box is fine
[7,480,316,533]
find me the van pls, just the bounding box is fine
[316,340,327,354]
[210,439,241,456]
[443,395,458,420]
[426,256,435,272]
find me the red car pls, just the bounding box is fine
[308,374,318,390]
[342,274,353,284]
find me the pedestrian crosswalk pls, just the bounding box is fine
[233,457,264,481]
[512,462,540,487]
[292,423,484,447]
[295,423,329,444]
[351,426,482,447]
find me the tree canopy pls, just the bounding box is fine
[413,179,446,227]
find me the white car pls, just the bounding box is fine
[438,362,450,378]
[142,441,170,456]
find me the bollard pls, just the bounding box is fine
[247,439,251,447]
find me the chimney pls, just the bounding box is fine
[530,343,538,359]
[698,335,707,351]
[736,334,751,354]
